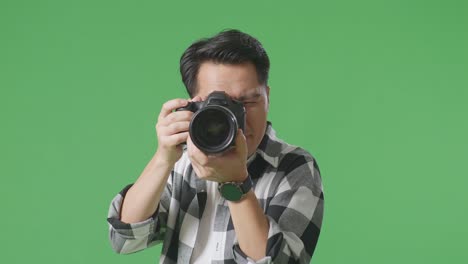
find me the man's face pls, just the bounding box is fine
[193,61,270,157]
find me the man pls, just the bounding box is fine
[107,29,324,264]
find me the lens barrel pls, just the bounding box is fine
[189,105,238,153]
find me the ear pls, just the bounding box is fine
[265,85,270,110]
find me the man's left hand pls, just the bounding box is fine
[187,129,248,183]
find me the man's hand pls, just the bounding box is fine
[187,128,249,183]
[155,96,201,165]
[120,96,199,224]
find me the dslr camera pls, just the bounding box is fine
[176,91,246,154]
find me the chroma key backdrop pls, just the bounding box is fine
[1,0,467,263]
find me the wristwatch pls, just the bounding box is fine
[218,175,253,202]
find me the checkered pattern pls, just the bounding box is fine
[107,122,324,263]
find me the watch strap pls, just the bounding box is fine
[239,175,253,194]
[218,175,253,201]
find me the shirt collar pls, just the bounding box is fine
[252,121,280,168]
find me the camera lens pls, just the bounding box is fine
[190,107,237,153]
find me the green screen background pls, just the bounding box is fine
[1,0,467,263]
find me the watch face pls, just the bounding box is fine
[219,183,243,201]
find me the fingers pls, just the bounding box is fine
[235,129,248,156]
[161,131,189,146]
[189,155,204,175]
[187,135,210,166]
[158,98,189,121]
[155,98,192,155]
[189,152,219,181]
[191,95,203,102]
[158,121,190,136]
[158,110,192,126]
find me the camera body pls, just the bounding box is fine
[176,91,246,154]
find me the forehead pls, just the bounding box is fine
[195,61,261,99]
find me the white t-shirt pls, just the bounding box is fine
[191,180,220,263]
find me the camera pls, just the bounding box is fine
[176,91,246,154]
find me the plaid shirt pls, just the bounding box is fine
[107,122,324,263]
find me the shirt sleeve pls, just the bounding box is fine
[107,173,173,254]
[232,152,324,264]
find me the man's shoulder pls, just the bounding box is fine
[257,131,322,197]
[258,126,319,172]
[276,140,318,175]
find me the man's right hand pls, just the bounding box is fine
[120,96,200,224]
[154,96,201,165]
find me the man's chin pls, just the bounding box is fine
[246,141,261,158]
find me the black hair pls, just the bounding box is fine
[180,29,270,97]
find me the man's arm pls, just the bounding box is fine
[107,98,199,254]
[120,151,174,223]
[228,189,269,261]
[121,98,194,223]
[107,178,171,254]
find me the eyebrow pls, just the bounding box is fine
[237,91,262,101]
